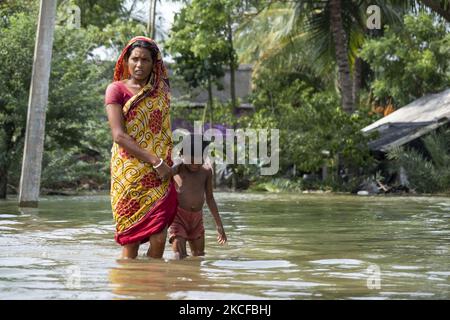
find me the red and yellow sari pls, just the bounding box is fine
[109,36,177,245]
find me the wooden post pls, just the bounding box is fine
[18,0,57,207]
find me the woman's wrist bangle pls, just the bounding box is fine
[152,158,164,169]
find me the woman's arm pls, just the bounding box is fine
[205,168,227,244]
[105,103,171,179]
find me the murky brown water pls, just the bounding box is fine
[0,193,449,299]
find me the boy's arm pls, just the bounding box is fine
[171,163,181,178]
[205,168,227,244]
[171,163,182,191]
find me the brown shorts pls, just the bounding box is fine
[169,206,205,243]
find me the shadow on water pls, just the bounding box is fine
[0,193,449,299]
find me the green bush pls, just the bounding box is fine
[361,13,450,107]
[387,127,450,193]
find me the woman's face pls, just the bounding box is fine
[127,47,153,82]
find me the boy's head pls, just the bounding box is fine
[180,134,210,172]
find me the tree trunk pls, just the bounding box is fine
[0,163,7,199]
[419,0,450,22]
[207,77,217,189]
[207,75,213,122]
[352,56,362,107]
[229,61,237,111]
[329,0,354,114]
[227,15,237,112]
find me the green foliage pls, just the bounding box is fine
[250,178,304,193]
[249,176,364,193]
[0,3,115,193]
[58,0,127,29]
[2,1,449,196]
[361,13,450,107]
[48,26,108,148]
[235,0,407,81]
[387,127,450,193]
[40,146,109,191]
[0,9,38,179]
[100,18,147,53]
[241,67,374,176]
[166,0,238,91]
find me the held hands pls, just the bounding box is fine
[153,159,171,181]
[216,226,227,245]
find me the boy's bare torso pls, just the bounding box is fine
[173,164,209,212]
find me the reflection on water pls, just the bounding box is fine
[110,258,204,299]
[0,193,449,299]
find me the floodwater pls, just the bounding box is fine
[0,192,449,299]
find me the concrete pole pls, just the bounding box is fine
[19,0,57,207]
[147,0,157,39]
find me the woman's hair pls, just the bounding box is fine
[124,40,158,62]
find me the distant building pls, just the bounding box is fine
[169,63,253,108]
[168,64,254,132]
[362,88,450,153]
[361,89,450,189]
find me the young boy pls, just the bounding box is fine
[169,136,227,259]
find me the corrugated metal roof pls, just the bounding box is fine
[362,89,450,152]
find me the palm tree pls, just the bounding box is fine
[418,0,450,21]
[236,0,409,113]
[329,0,353,113]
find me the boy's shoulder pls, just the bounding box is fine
[172,163,212,175]
[171,162,182,175]
[186,164,212,175]
[201,163,213,174]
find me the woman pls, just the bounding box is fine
[104,36,177,259]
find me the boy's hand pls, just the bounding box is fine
[216,226,227,245]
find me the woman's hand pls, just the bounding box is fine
[154,161,171,181]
